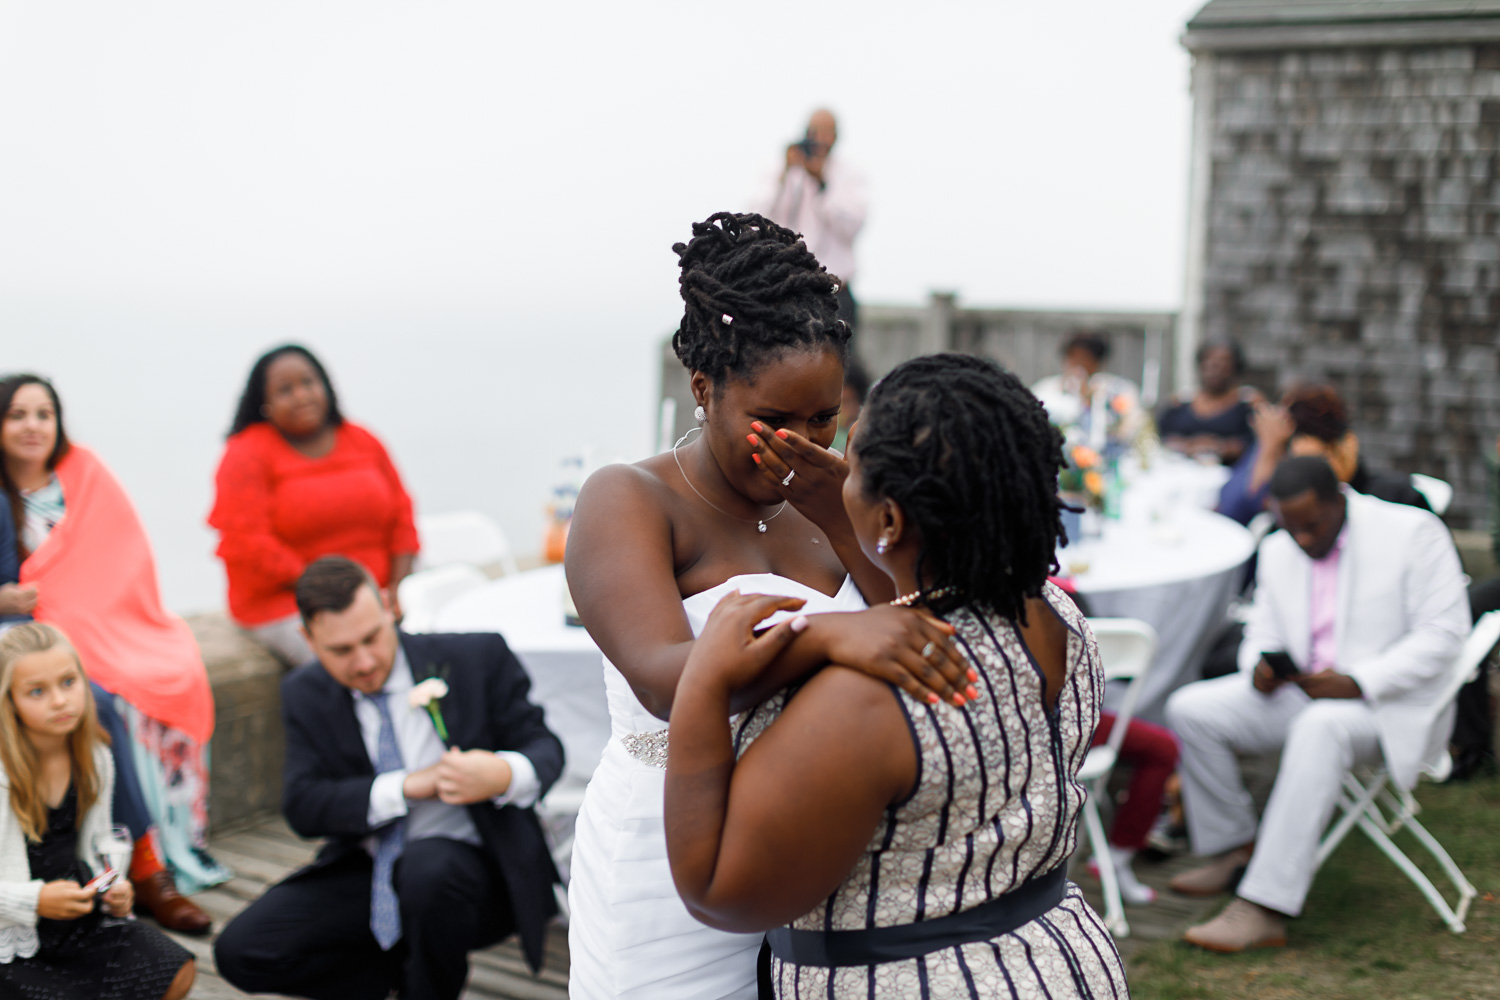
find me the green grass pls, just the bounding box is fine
[1127,776,1500,1000]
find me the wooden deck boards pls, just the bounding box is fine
[169,815,568,999]
[177,815,1220,997]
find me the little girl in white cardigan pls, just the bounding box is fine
[0,622,195,999]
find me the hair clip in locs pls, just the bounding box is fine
[721,313,734,325]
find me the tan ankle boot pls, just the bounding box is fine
[1169,844,1253,897]
[1183,897,1287,953]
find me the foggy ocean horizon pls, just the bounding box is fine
[7,299,661,614]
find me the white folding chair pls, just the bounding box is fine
[1409,473,1454,516]
[1246,510,1277,549]
[416,510,521,576]
[1312,611,1500,934]
[1076,617,1160,938]
[396,564,489,633]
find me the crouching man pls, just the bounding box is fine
[215,556,564,999]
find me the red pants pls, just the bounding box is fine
[1089,713,1180,850]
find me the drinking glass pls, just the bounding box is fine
[95,824,133,882]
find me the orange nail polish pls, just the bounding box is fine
[747,434,759,445]
[775,429,789,440]
[751,421,764,432]
[967,668,978,682]
[927,692,939,704]
[752,454,761,464]
[966,685,979,700]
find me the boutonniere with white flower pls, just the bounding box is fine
[408,676,451,743]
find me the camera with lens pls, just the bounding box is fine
[790,130,825,160]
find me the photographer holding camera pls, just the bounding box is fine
[756,109,868,332]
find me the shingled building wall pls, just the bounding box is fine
[1193,39,1500,527]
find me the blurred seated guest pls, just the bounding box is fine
[1166,457,1468,952]
[0,623,196,1000]
[1054,580,1179,905]
[214,557,564,1000]
[1032,330,1146,444]
[0,484,166,932]
[1218,382,1429,526]
[0,485,163,920]
[0,494,36,627]
[830,357,871,455]
[1158,340,1258,465]
[1451,435,1500,779]
[209,345,420,667]
[1087,714,1179,905]
[0,374,219,933]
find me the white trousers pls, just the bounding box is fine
[245,614,313,668]
[1165,673,1382,917]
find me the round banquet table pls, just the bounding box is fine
[1059,504,1256,722]
[433,564,610,790]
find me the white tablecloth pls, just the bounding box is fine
[433,564,609,788]
[1060,502,1255,723]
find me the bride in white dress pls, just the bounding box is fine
[563,213,971,999]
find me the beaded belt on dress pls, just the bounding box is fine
[619,730,669,768]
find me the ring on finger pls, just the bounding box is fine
[782,469,796,487]
[921,641,938,661]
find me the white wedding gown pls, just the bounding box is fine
[567,573,867,999]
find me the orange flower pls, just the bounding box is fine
[1083,471,1105,495]
[1072,445,1101,468]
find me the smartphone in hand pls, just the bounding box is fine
[83,870,119,895]
[1261,650,1300,679]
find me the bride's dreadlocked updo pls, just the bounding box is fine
[854,354,1068,625]
[671,212,850,384]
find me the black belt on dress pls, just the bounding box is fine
[765,866,1067,968]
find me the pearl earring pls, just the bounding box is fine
[694,405,706,423]
[876,537,889,555]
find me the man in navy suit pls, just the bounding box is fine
[215,556,564,1000]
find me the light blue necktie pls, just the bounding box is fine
[369,690,405,950]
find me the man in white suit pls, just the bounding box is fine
[1165,456,1470,952]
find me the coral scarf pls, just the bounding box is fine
[20,446,214,744]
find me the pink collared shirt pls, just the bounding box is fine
[1307,529,1346,673]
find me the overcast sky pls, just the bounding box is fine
[1,0,1205,318]
[0,0,1210,608]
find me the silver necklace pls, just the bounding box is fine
[672,428,788,534]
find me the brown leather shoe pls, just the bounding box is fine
[133,870,212,935]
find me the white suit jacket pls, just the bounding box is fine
[1238,489,1470,789]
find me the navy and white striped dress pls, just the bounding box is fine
[737,583,1128,999]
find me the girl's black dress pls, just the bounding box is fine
[0,784,191,999]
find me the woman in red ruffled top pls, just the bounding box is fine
[209,345,419,666]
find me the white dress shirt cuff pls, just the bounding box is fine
[491,752,540,809]
[368,770,411,828]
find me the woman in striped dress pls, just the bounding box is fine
[664,354,1129,998]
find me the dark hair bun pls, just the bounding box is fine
[671,212,850,383]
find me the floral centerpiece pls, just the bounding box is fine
[1058,443,1106,510]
